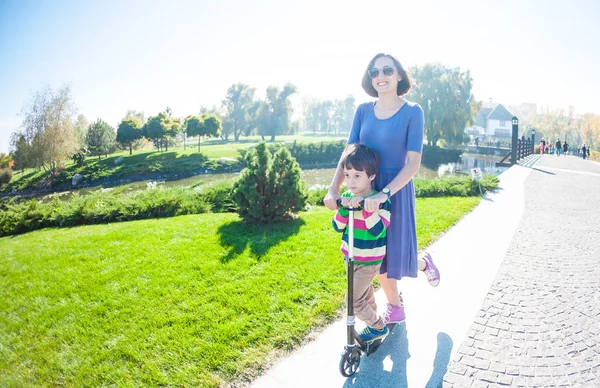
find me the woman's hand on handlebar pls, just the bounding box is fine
[323,189,341,210]
[363,191,387,212]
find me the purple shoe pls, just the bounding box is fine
[423,252,440,287]
[383,303,405,324]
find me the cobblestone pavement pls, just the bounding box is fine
[444,156,600,387]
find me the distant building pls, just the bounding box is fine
[507,102,537,119]
[468,103,515,138]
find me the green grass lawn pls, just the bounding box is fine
[0,197,479,387]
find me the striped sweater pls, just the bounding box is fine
[332,191,392,265]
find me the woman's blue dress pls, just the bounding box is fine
[347,101,425,280]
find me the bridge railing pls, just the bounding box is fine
[496,117,535,167]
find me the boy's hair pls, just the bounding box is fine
[340,144,379,177]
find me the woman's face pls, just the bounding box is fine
[370,56,401,96]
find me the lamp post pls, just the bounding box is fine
[511,116,519,164]
[531,128,536,154]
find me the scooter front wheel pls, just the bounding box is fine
[339,348,361,377]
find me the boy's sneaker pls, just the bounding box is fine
[359,325,389,343]
[423,252,440,287]
[383,303,405,324]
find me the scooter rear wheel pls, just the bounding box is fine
[339,348,361,377]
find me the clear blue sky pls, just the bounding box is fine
[1,0,599,153]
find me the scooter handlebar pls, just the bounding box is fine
[335,198,384,210]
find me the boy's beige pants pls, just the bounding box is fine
[346,263,385,330]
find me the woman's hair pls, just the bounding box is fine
[340,144,379,177]
[361,53,412,98]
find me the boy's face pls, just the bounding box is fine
[343,167,375,197]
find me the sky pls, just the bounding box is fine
[1,0,599,154]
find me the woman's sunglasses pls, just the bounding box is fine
[368,66,396,78]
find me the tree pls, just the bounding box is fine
[123,110,148,151]
[184,114,222,152]
[222,83,256,142]
[0,153,14,169]
[410,63,476,146]
[9,133,30,172]
[86,119,116,160]
[143,112,170,152]
[202,114,222,140]
[257,83,296,141]
[74,114,89,146]
[116,117,143,155]
[15,84,79,173]
[125,110,146,125]
[161,107,181,152]
[339,95,356,133]
[184,115,204,152]
[232,142,307,223]
[166,116,182,151]
[580,113,600,149]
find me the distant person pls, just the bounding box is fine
[588,147,591,159]
[332,144,392,343]
[324,52,440,328]
[582,144,587,159]
[539,142,545,155]
[556,140,562,156]
[563,141,569,156]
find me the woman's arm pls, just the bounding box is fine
[323,144,353,210]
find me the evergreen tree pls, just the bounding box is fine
[233,142,307,223]
[86,119,116,160]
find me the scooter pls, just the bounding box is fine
[337,200,397,377]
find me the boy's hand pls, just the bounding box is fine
[345,196,364,209]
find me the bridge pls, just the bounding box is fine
[251,155,600,387]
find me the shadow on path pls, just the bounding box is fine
[426,333,453,388]
[341,325,453,388]
[342,323,410,388]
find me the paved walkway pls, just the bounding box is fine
[444,155,600,387]
[250,155,600,388]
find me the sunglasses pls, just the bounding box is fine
[368,66,396,78]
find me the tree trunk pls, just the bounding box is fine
[270,135,275,142]
[129,145,132,155]
[198,137,201,152]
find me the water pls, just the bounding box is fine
[38,153,506,202]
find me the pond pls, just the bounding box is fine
[39,153,507,202]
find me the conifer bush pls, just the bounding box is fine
[233,142,307,223]
[0,168,12,186]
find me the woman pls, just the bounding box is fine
[324,53,440,324]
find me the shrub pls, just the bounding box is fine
[199,181,237,213]
[413,174,499,197]
[0,168,12,186]
[72,151,86,167]
[233,142,307,223]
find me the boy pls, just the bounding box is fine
[332,144,392,343]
